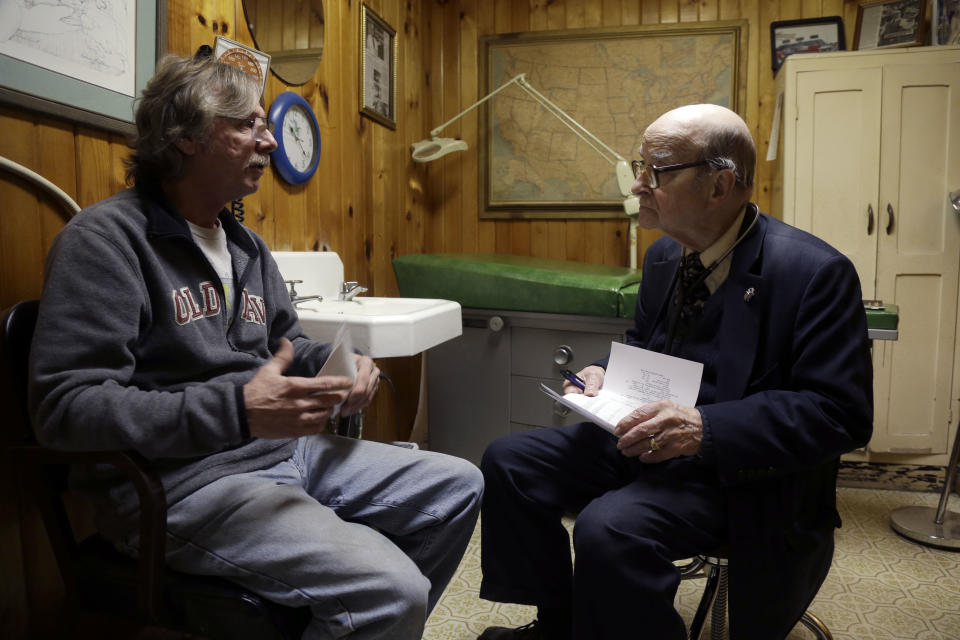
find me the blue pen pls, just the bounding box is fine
[560,369,586,391]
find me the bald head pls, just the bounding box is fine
[644,104,755,193]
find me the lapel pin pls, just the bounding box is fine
[744,287,756,302]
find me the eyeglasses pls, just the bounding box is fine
[225,115,275,141]
[630,158,711,189]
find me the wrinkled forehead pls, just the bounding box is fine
[638,127,696,162]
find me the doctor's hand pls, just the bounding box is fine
[562,365,606,396]
[244,338,353,438]
[341,354,380,416]
[614,399,703,462]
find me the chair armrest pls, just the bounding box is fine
[8,445,168,622]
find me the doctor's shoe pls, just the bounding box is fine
[477,620,543,639]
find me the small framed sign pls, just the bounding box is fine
[770,17,845,73]
[359,3,397,130]
[854,0,927,50]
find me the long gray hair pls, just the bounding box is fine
[124,55,262,185]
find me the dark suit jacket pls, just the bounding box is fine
[629,211,873,638]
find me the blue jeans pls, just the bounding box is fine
[127,435,483,639]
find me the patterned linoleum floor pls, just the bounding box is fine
[424,487,960,640]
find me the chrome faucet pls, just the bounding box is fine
[339,281,368,301]
[284,279,323,307]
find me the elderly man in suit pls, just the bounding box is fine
[477,104,873,640]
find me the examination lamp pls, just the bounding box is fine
[410,74,642,265]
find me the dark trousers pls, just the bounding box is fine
[479,423,727,640]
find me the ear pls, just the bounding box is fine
[708,167,737,204]
[174,137,197,156]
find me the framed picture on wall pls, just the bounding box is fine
[359,3,397,130]
[0,0,166,135]
[770,17,846,73]
[854,0,928,50]
[933,0,960,45]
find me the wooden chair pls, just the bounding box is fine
[2,299,310,639]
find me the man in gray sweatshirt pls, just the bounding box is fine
[29,54,483,640]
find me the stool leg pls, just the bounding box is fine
[798,611,833,640]
[710,567,727,640]
[688,565,721,640]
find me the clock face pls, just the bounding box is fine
[281,105,318,173]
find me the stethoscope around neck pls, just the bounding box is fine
[661,202,760,352]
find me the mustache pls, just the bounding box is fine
[247,153,271,169]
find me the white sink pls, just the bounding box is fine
[271,251,462,358]
[293,297,462,358]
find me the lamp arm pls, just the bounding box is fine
[428,74,526,138]
[515,77,625,166]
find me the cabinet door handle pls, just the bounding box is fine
[867,204,874,235]
[886,203,895,235]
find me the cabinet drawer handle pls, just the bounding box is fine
[886,203,895,235]
[867,204,874,235]
[553,345,573,365]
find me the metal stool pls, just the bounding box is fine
[680,554,833,639]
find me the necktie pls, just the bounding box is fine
[666,252,711,352]
[677,252,710,324]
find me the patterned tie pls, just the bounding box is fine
[677,252,711,323]
[666,252,711,353]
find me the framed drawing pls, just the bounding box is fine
[770,17,845,73]
[854,0,927,50]
[0,0,166,135]
[359,2,397,130]
[479,21,747,220]
[933,0,960,45]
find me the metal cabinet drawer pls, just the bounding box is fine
[510,326,623,379]
[510,375,581,428]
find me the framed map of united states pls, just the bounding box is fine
[479,21,747,220]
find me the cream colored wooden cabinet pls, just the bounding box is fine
[775,47,960,464]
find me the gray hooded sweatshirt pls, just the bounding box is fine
[29,183,334,538]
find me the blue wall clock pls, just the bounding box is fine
[269,91,321,185]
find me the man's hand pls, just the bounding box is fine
[563,365,606,396]
[244,338,353,438]
[614,400,703,462]
[341,353,380,416]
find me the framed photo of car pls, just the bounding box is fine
[854,0,927,50]
[770,16,845,73]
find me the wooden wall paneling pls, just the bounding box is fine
[0,114,43,312]
[308,6,342,255]
[641,0,660,24]
[622,0,641,25]
[404,0,427,262]
[660,0,680,24]
[821,0,844,18]
[718,0,739,20]
[373,0,400,291]
[420,1,442,256]
[36,117,77,254]
[801,0,822,17]
[680,0,699,22]
[755,0,780,215]
[583,0,603,25]
[700,0,720,22]
[336,0,360,287]
[438,1,463,255]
